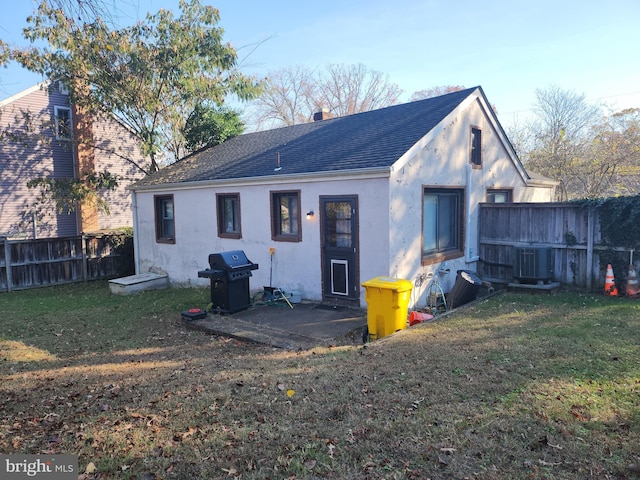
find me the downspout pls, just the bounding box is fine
[132,189,140,274]
[466,163,480,264]
[32,213,38,239]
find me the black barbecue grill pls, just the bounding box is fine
[198,250,259,314]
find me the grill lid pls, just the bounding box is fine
[208,250,258,271]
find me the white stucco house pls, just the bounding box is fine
[129,87,555,308]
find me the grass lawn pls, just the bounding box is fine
[1,281,639,479]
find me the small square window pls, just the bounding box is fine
[271,191,301,242]
[155,195,175,243]
[470,127,482,167]
[217,193,241,239]
[57,80,69,95]
[486,189,512,203]
[54,106,72,140]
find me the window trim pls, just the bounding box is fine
[421,186,465,266]
[54,105,72,141]
[57,80,69,95]
[486,188,513,203]
[271,190,302,242]
[154,194,176,244]
[470,126,482,168]
[216,193,242,239]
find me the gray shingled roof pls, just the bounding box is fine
[133,87,479,187]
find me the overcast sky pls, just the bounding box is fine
[2,0,639,129]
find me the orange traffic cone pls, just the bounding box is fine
[604,264,618,296]
[626,264,640,298]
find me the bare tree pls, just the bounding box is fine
[505,116,532,161]
[316,64,403,116]
[249,65,318,129]
[409,85,466,102]
[410,85,500,115]
[519,85,640,200]
[528,86,601,200]
[583,108,640,197]
[248,64,403,129]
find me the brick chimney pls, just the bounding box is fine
[313,108,332,121]
[72,103,99,233]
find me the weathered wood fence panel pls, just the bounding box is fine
[478,203,624,291]
[0,233,133,292]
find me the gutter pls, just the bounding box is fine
[526,177,558,188]
[128,166,391,193]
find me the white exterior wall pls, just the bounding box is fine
[388,97,554,308]
[134,174,390,304]
[133,91,554,309]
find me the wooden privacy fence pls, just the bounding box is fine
[478,202,634,291]
[0,233,134,292]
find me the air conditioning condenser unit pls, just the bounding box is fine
[512,246,553,283]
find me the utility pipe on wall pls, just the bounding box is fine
[465,163,480,264]
[132,190,140,275]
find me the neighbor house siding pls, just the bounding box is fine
[0,84,146,239]
[92,115,146,230]
[0,84,78,238]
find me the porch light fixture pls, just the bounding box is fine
[306,210,314,220]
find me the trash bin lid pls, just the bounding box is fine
[361,276,413,292]
[459,270,482,285]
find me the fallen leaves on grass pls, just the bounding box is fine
[2,289,640,479]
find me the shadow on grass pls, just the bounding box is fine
[1,286,639,479]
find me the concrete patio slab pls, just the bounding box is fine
[183,301,367,350]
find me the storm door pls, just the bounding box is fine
[320,196,359,304]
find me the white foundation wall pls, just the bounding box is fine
[134,175,390,305]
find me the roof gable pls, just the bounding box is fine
[134,87,479,188]
[0,83,48,108]
[0,80,73,108]
[390,86,534,184]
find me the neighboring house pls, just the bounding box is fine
[130,86,556,308]
[0,81,147,239]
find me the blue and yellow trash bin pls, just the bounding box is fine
[361,276,413,341]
